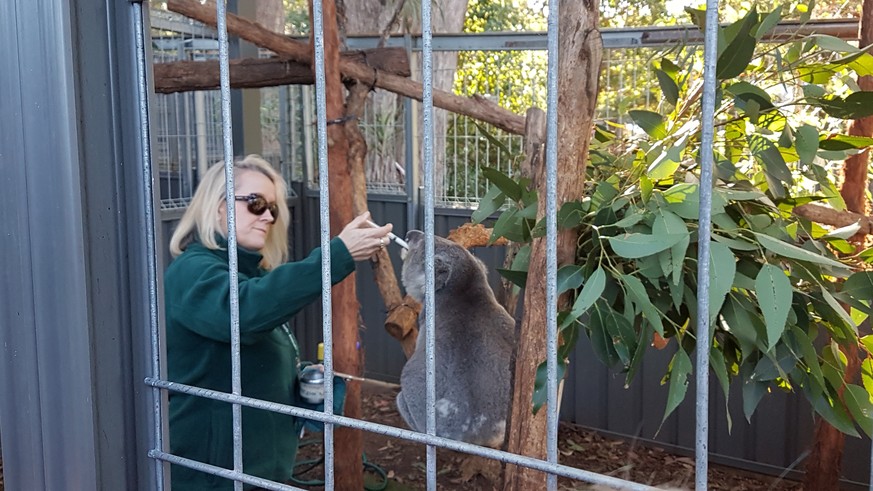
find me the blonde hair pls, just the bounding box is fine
[169,155,290,270]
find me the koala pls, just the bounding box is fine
[396,230,515,448]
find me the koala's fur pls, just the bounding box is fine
[396,230,515,448]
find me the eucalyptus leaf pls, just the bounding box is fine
[810,92,873,120]
[748,134,792,183]
[532,360,567,414]
[496,268,527,288]
[743,379,768,422]
[607,232,687,259]
[655,69,679,106]
[753,232,851,273]
[708,242,737,325]
[843,384,873,437]
[663,348,693,424]
[621,274,665,335]
[561,267,606,328]
[823,221,862,240]
[754,6,782,39]
[716,8,758,79]
[588,303,620,367]
[557,265,586,294]
[795,124,819,166]
[471,186,506,224]
[482,166,523,202]
[843,272,873,311]
[629,110,668,139]
[756,264,792,351]
[804,385,860,437]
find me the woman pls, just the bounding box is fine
[164,155,391,490]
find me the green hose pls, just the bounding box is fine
[290,438,388,490]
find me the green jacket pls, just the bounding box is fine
[164,237,355,490]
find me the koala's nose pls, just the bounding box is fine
[405,230,424,244]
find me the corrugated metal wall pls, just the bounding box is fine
[160,189,871,487]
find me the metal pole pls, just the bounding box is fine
[695,2,720,490]
[215,2,244,490]
[545,0,560,489]
[421,0,437,486]
[310,0,336,488]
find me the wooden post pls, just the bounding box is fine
[313,0,364,487]
[344,81,421,358]
[502,2,602,489]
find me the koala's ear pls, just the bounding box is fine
[434,252,452,291]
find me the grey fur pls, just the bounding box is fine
[396,230,515,448]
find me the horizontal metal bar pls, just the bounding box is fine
[145,377,660,490]
[341,18,859,51]
[149,450,307,491]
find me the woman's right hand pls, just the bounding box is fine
[338,212,393,261]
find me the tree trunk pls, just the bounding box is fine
[805,1,873,489]
[502,3,602,489]
[313,0,364,488]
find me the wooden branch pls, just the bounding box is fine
[153,48,411,94]
[794,203,873,236]
[344,81,420,359]
[166,0,526,135]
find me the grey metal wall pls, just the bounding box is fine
[0,0,162,490]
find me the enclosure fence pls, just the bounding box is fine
[139,0,722,489]
[137,4,873,491]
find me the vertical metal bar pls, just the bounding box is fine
[421,0,437,487]
[310,0,336,488]
[133,4,166,489]
[215,2,244,490]
[545,0,560,490]
[695,2,719,491]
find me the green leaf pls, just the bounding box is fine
[663,348,693,424]
[708,242,737,325]
[819,134,873,151]
[557,201,585,229]
[743,379,768,422]
[471,186,505,224]
[561,267,606,329]
[710,347,732,432]
[811,34,860,53]
[793,326,826,392]
[532,360,567,414]
[629,110,668,139]
[621,274,665,335]
[496,268,527,288]
[809,92,873,120]
[655,69,679,106]
[823,222,862,240]
[804,384,860,437]
[474,122,513,158]
[748,134,792,183]
[795,125,819,166]
[610,211,646,229]
[716,8,758,79]
[753,232,851,273]
[607,232,686,259]
[653,210,689,284]
[482,167,523,202]
[750,347,796,381]
[862,358,873,401]
[844,272,873,311]
[821,286,858,335]
[754,6,782,39]
[722,297,761,361]
[588,303,621,367]
[661,183,727,219]
[646,144,683,181]
[557,265,585,294]
[755,264,792,351]
[844,384,873,437]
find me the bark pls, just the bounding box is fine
[255,0,284,34]
[793,203,873,235]
[502,3,602,489]
[498,108,546,316]
[153,48,410,94]
[805,1,873,488]
[314,0,363,487]
[344,81,420,359]
[166,0,526,135]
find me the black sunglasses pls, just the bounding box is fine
[234,194,279,222]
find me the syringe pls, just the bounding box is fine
[366,220,409,249]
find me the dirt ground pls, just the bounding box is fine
[292,381,804,491]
